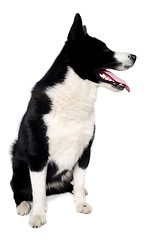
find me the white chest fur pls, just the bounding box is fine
[43,67,98,172]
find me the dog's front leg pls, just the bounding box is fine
[73,163,92,214]
[29,167,47,228]
[73,137,94,214]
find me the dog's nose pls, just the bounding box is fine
[129,54,137,61]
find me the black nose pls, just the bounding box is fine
[129,54,137,61]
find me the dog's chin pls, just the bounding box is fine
[99,81,125,92]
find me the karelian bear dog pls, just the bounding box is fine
[10,13,136,228]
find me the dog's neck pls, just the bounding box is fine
[45,67,98,120]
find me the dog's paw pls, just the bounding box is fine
[76,203,92,214]
[29,213,46,228]
[17,201,30,216]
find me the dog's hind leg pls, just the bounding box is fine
[10,158,32,216]
[16,201,31,216]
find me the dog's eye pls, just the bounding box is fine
[103,46,110,52]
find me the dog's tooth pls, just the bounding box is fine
[99,73,104,78]
[100,73,106,79]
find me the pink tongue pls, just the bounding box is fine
[104,70,130,92]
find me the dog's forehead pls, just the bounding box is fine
[86,35,106,49]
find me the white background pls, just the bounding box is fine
[1,0,160,239]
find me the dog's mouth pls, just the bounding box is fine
[98,69,130,92]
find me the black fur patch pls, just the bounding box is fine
[10,157,32,206]
[78,126,95,169]
[46,162,58,183]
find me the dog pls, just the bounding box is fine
[10,13,136,228]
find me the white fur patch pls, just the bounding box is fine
[29,168,47,228]
[73,164,92,214]
[29,214,46,228]
[114,52,134,70]
[43,67,98,173]
[76,203,92,214]
[17,201,30,216]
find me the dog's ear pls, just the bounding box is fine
[83,25,87,35]
[68,13,87,42]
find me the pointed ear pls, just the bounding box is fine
[83,25,87,35]
[68,13,87,42]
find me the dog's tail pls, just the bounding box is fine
[46,181,73,196]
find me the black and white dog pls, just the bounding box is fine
[10,13,136,228]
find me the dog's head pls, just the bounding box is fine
[66,13,136,92]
